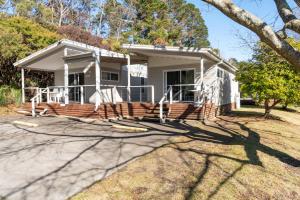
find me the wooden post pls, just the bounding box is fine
[113,86,117,104]
[127,55,131,102]
[21,68,25,103]
[80,86,84,105]
[39,88,42,103]
[64,48,69,104]
[200,57,204,82]
[47,87,50,103]
[151,86,154,104]
[198,57,204,103]
[95,51,101,107]
[170,86,173,104]
[36,88,39,104]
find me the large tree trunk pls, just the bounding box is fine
[264,99,281,118]
[281,101,289,110]
[201,0,300,71]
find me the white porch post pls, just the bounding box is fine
[64,48,69,104]
[21,67,25,103]
[196,57,204,104]
[95,51,101,107]
[200,57,204,83]
[127,55,131,102]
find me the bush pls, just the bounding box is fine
[0,85,21,106]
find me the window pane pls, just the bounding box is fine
[111,73,118,81]
[102,72,109,80]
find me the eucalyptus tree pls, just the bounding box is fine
[200,0,300,71]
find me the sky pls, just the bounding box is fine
[187,0,294,61]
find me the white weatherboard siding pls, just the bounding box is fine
[148,57,215,102]
[54,62,124,103]
[212,67,239,106]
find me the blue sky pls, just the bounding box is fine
[187,0,294,61]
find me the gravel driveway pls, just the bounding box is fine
[0,115,181,200]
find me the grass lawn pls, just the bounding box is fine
[72,106,300,200]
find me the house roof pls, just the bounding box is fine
[13,39,127,68]
[122,44,237,72]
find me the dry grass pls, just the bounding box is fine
[0,105,18,115]
[71,106,300,200]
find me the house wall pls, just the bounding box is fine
[213,66,239,106]
[147,56,239,107]
[54,62,125,104]
[147,56,215,102]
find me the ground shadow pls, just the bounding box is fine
[1,110,299,200]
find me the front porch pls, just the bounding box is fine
[15,40,238,122]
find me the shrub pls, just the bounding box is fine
[0,85,21,106]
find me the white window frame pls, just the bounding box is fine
[217,68,224,79]
[162,68,195,102]
[101,71,119,82]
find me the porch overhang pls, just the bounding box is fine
[122,44,237,72]
[13,39,130,71]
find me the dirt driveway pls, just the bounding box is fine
[0,115,182,200]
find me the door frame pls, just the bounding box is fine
[68,72,85,102]
[162,68,195,102]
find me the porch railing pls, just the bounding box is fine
[30,87,48,117]
[159,82,208,123]
[25,84,155,116]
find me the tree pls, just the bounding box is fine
[200,0,300,71]
[0,16,60,87]
[236,42,300,117]
[57,25,109,49]
[103,0,210,48]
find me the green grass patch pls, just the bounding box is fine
[0,85,21,106]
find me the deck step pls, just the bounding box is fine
[140,116,160,122]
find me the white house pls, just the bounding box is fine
[14,39,239,122]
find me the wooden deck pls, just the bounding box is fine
[21,102,236,120]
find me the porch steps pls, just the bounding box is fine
[141,103,169,122]
[20,103,48,116]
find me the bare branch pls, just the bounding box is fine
[200,0,300,71]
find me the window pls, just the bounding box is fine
[141,77,145,93]
[102,71,119,81]
[217,68,224,78]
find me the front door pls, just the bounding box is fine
[68,73,84,102]
[164,69,194,102]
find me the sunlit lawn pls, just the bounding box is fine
[0,105,17,115]
[68,106,300,199]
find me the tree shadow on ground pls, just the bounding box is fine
[0,111,299,200]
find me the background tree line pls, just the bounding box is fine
[0,0,210,48]
[0,0,210,91]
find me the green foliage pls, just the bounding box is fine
[236,41,300,115]
[0,85,21,106]
[0,16,60,59]
[105,0,210,48]
[0,16,60,87]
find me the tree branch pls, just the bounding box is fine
[200,0,300,71]
[274,0,300,34]
[294,0,300,7]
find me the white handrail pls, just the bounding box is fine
[159,87,172,123]
[30,88,48,117]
